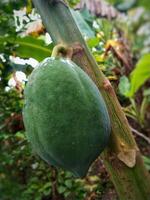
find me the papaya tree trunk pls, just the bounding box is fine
[32,0,150,199]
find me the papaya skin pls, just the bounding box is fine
[23,57,110,177]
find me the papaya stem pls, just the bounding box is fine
[51,44,73,59]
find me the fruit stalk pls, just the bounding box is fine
[32,0,150,199]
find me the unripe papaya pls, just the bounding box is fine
[23,57,110,177]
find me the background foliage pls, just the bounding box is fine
[0,0,150,199]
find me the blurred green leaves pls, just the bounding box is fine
[71,9,95,38]
[143,156,150,171]
[116,0,136,12]
[0,36,53,61]
[128,53,150,97]
[0,0,27,35]
[119,54,150,98]
[119,75,130,96]
[106,0,150,11]
[87,37,99,48]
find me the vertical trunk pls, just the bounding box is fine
[32,1,150,199]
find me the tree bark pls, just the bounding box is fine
[32,0,150,199]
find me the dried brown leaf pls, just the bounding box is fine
[105,39,133,74]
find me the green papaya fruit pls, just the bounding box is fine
[23,57,110,177]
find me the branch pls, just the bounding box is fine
[130,126,150,145]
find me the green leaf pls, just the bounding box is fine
[87,37,99,48]
[97,19,113,41]
[0,36,53,61]
[64,171,73,178]
[15,131,26,139]
[127,54,150,97]
[65,179,73,188]
[116,0,136,11]
[64,191,71,197]
[71,10,95,39]
[143,89,150,97]
[143,89,150,103]
[58,186,66,194]
[136,0,150,10]
[43,182,52,189]
[80,7,93,23]
[119,75,130,97]
[143,156,150,170]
